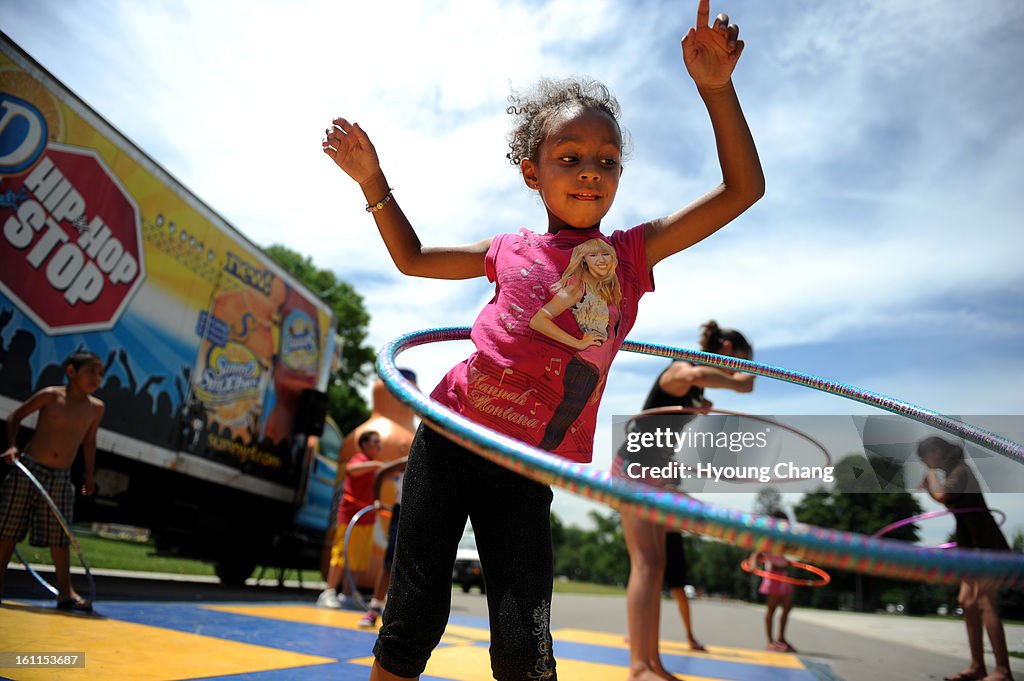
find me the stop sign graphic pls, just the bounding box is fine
[0,142,145,334]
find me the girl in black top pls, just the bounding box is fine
[919,436,1013,681]
[617,320,754,678]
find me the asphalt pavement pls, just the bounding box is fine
[451,586,1024,681]
[3,564,1022,681]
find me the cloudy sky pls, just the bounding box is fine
[3,0,1022,546]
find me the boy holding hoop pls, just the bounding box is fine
[0,350,105,611]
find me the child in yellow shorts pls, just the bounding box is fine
[318,431,384,609]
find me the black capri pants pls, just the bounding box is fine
[374,424,557,680]
[383,502,400,569]
[663,532,690,590]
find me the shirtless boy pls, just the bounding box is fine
[1,350,105,611]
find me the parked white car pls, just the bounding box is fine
[453,526,485,594]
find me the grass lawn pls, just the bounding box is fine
[14,529,215,576]
[12,527,322,584]
[553,579,625,596]
[12,528,626,596]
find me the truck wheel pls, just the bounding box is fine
[215,558,256,586]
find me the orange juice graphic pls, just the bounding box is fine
[260,286,321,445]
[280,308,319,377]
[194,284,280,440]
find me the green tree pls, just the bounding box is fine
[264,244,375,433]
[551,511,587,581]
[689,538,753,599]
[793,453,925,611]
[753,488,784,516]
[550,511,629,586]
[584,511,630,586]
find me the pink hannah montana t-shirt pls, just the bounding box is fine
[431,225,653,463]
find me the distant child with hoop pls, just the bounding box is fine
[318,430,386,610]
[750,510,798,653]
[0,350,105,612]
[359,456,407,628]
[322,0,763,677]
[918,436,1014,681]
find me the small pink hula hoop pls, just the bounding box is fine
[872,507,1007,550]
[625,406,833,484]
[740,557,831,587]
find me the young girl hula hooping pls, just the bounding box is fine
[918,437,1015,681]
[614,321,755,676]
[749,511,801,653]
[322,1,763,678]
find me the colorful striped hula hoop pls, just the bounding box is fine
[377,327,1024,587]
[341,505,374,611]
[12,458,97,605]
[626,406,833,483]
[740,557,831,587]
[872,507,1007,550]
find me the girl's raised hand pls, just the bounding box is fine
[322,117,381,185]
[682,0,744,89]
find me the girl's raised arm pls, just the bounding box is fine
[323,118,490,279]
[660,361,754,395]
[644,0,765,270]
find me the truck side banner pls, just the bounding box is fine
[0,40,334,493]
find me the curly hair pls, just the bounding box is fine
[505,77,629,167]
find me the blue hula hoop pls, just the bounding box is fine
[12,458,97,605]
[376,327,1024,587]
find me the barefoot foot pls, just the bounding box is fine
[943,670,986,681]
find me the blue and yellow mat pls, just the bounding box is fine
[1,600,821,680]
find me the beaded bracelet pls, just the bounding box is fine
[366,187,395,213]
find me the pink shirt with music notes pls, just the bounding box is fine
[430,225,653,463]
